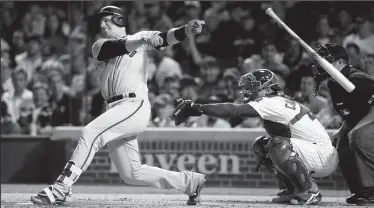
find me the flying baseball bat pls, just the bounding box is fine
[265,8,355,93]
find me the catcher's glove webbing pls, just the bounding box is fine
[171,99,203,126]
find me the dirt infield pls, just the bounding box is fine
[1,184,360,208]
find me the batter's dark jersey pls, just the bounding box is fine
[327,66,374,128]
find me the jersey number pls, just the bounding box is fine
[285,99,316,124]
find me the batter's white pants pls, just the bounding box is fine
[291,138,339,177]
[69,98,190,192]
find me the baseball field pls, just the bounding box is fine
[1,184,361,208]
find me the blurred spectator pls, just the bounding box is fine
[241,54,264,74]
[343,14,374,55]
[261,40,290,79]
[334,9,354,38]
[315,85,343,129]
[283,38,308,71]
[151,50,183,100]
[48,72,81,126]
[11,30,26,55]
[195,8,220,51]
[143,2,174,31]
[149,93,175,127]
[44,13,68,55]
[30,82,53,135]
[69,3,87,35]
[1,54,13,93]
[314,15,335,46]
[198,56,221,99]
[293,69,328,115]
[17,99,34,134]
[1,69,33,123]
[236,11,262,58]
[1,8,18,44]
[218,67,241,102]
[180,75,199,102]
[23,6,46,37]
[1,39,12,65]
[360,54,374,77]
[345,43,362,69]
[1,86,22,134]
[175,1,202,26]
[187,95,231,128]
[209,1,230,21]
[15,35,43,83]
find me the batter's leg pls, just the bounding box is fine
[31,100,148,205]
[107,137,206,205]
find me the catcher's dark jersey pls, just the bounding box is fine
[327,66,374,128]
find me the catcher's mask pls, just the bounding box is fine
[311,43,349,95]
[97,6,128,28]
[238,69,280,102]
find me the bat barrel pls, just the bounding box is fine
[265,7,355,93]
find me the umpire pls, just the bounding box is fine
[312,43,374,205]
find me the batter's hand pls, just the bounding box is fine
[141,35,164,48]
[185,20,205,36]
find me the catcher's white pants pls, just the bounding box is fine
[291,138,338,177]
[69,98,188,192]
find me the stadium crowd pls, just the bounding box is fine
[1,1,374,135]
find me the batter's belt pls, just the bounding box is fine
[107,92,136,104]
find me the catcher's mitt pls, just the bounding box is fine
[171,98,202,126]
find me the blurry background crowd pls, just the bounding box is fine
[1,1,374,135]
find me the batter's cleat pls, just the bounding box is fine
[289,180,322,205]
[185,172,206,205]
[31,182,71,205]
[272,189,295,204]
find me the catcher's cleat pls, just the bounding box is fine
[185,172,206,205]
[289,180,322,205]
[31,182,71,205]
[272,189,295,204]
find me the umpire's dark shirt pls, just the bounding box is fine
[327,65,374,129]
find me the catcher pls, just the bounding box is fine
[172,69,338,205]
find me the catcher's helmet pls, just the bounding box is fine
[238,69,279,101]
[311,43,349,95]
[97,6,128,27]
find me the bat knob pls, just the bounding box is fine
[265,8,273,15]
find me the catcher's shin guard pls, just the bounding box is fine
[266,137,313,193]
[252,136,295,203]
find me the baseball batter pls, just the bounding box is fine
[172,69,338,205]
[31,6,206,206]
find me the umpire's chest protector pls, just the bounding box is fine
[327,67,374,128]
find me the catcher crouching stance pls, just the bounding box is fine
[172,69,338,205]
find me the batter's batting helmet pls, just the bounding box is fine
[97,6,128,27]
